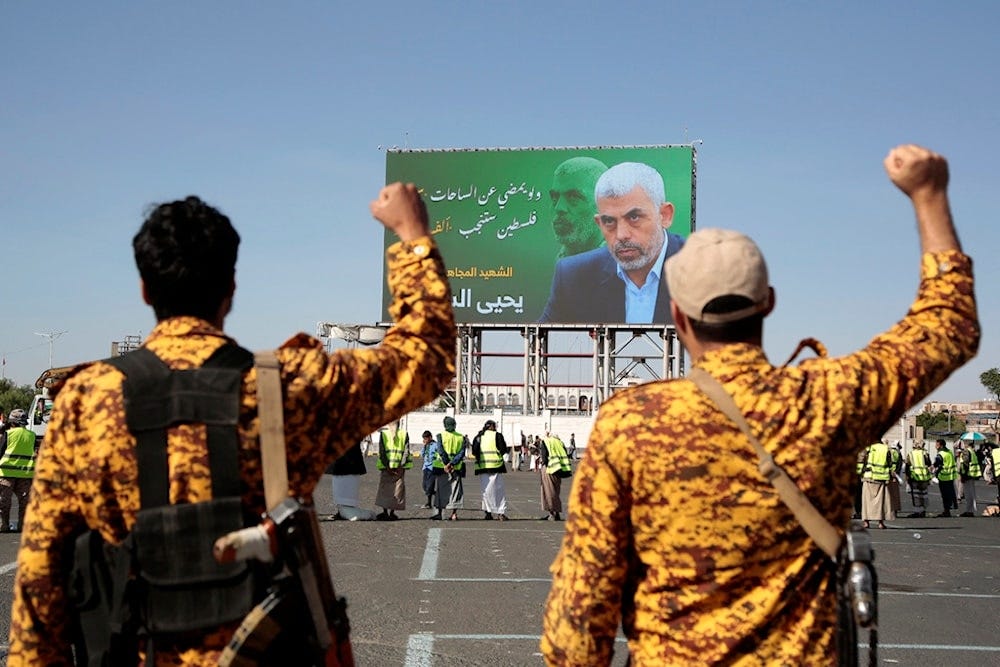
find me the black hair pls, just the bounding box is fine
[689,295,764,344]
[133,196,240,321]
[422,430,433,438]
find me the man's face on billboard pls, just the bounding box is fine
[595,185,674,272]
[549,160,605,257]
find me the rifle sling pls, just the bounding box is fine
[254,350,289,512]
[687,368,842,560]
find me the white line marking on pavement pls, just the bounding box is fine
[879,540,1000,549]
[404,632,434,667]
[0,560,17,575]
[417,528,442,581]
[882,591,1000,599]
[878,643,1000,652]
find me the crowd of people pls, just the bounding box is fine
[326,418,576,522]
[4,143,996,667]
[856,437,999,524]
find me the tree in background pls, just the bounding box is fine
[979,368,1000,436]
[981,369,1000,402]
[916,410,965,436]
[0,378,36,417]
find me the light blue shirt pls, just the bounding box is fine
[421,442,438,471]
[617,229,669,323]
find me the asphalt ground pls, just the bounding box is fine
[0,463,998,665]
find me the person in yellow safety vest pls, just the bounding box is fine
[904,441,933,517]
[472,420,510,520]
[375,420,412,521]
[860,442,892,529]
[932,439,958,517]
[953,442,966,505]
[0,409,37,532]
[431,416,468,521]
[958,439,983,517]
[538,432,572,521]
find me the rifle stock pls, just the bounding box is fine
[218,498,354,667]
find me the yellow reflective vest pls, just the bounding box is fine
[378,429,412,470]
[908,448,931,482]
[434,431,466,471]
[864,443,891,482]
[0,426,37,479]
[964,447,982,479]
[544,437,572,476]
[475,431,504,471]
[937,449,957,481]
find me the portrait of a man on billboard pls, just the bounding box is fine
[538,161,684,324]
[381,145,694,326]
[548,156,608,260]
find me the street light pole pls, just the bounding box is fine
[34,330,67,369]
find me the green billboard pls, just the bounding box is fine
[383,145,695,325]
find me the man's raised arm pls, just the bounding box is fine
[883,144,960,254]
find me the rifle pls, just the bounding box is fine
[214,498,353,667]
[215,350,354,667]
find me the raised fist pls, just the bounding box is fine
[883,144,949,199]
[370,182,429,241]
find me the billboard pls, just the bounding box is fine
[382,145,695,325]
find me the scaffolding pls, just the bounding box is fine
[318,321,684,416]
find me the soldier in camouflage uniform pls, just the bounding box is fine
[542,145,979,666]
[9,184,456,665]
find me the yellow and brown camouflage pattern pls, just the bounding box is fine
[542,250,979,666]
[9,236,455,666]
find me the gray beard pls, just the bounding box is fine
[612,230,664,272]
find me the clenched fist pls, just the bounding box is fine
[370,182,430,242]
[884,144,949,200]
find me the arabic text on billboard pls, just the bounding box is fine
[382,145,695,325]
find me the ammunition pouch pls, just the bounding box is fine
[131,497,255,634]
[70,498,259,665]
[70,530,133,667]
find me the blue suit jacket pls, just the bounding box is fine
[538,232,685,324]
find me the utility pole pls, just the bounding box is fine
[34,330,67,369]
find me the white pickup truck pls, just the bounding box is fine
[27,391,54,445]
[27,365,75,446]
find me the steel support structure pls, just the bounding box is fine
[319,322,681,417]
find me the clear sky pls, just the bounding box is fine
[2,2,997,408]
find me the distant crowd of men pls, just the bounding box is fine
[327,417,576,522]
[856,437,1000,522]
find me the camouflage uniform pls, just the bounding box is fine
[542,250,978,666]
[9,236,455,666]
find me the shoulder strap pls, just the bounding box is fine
[687,368,842,560]
[200,344,254,500]
[106,344,253,508]
[254,350,289,512]
[105,349,172,508]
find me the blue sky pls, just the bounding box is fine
[2,2,998,407]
